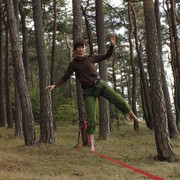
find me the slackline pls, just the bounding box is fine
[77,145,164,180]
[91,151,165,180]
[77,120,164,179]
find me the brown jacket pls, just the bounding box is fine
[55,44,114,89]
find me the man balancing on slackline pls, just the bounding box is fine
[45,35,142,151]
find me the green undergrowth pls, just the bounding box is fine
[0,123,180,180]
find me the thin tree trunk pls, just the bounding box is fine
[6,0,36,145]
[169,0,180,130]
[170,0,180,84]
[164,0,180,131]
[128,2,138,131]
[4,24,13,128]
[50,0,57,130]
[143,0,175,161]
[131,5,154,129]
[81,5,93,55]
[110,19,116,91]
[19,0,29,84]
[66,34,73,98]
[119,46,131,104]
[112,53,116,90]
[0,0,5,127]
[32,0,54,143]
[65,8,73,98]
[95,0,110,140]
[14,80,23,136]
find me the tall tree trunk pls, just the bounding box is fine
[112,51,116,90]
[4,23,13,128]
[81,5,94,55]
[95,0,110,140]
[6,0,36,145]
[14,81,23,136]
[50,0,57,130]
[169,0,180,130]
[110,26,116,91]
[0,0,5,127]
[73,0,88,146]
[170,0,180,84]
[110,25,117,131]
[131,5,154,129]
[19,0,29,84]
[65,8,73,98]
[154,0,178,137]
[42,0,46,26]
[128,2,139,131]
[13,0,23,137]
[143,0,175,161]
[66,34,73,98]
[32,0,54,143]
[120,46,131,104]
[164,0,180,131]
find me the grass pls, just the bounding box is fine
[0,122,180,180]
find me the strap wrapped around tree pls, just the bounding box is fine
[80,105,88,146]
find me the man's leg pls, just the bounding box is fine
[101,86,141,123]
[84,95,96,151]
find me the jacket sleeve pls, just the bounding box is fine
[55,61,74,88]
[92,44,114,63]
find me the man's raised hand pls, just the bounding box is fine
[110,34,115,45]
[45,85,56,91]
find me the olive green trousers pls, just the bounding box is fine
[83,80,131,135]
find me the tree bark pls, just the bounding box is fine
[32,0,54,143]
[95,0,110,140]
[6,0,36,145]
[73,0,88,146]
[4,21,13,128]
[131,4,154,129]
[81,5,94,55]
[0,0,5,127]
[143,0,175,161]
[66,34,73,98]
[128,2,139,131]
[13,0,23,137]
[169,0,180,130]
[170,0,180,84]
[120,47,131,104]
[154,0,178,137]
[19,0,29,84]
[50,0,57,130]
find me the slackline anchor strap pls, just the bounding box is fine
[77,120,87,151]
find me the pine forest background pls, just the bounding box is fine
[0,0,180,163]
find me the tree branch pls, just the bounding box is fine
[102,0,129,30]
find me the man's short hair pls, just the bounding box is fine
[74,37,87,51]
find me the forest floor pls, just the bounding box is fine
[0,122,180,180]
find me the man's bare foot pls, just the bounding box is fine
[129,111,142,123]
[88,134,95,152]
[90,147,95,152]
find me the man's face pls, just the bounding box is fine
[76,45,86,55]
